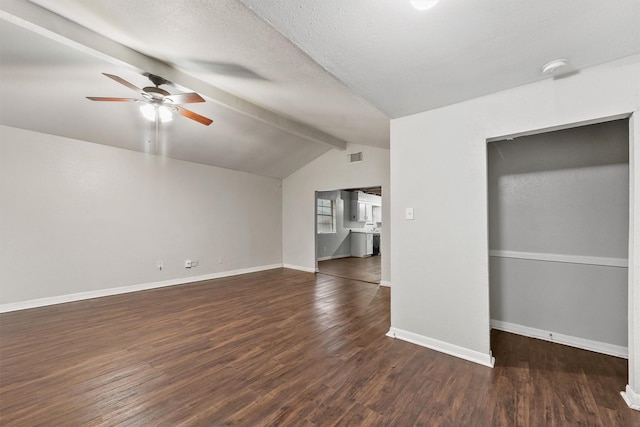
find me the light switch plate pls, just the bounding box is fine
[405,208,414,220]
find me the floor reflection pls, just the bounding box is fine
[317,256,381,284]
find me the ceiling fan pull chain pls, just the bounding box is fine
[155,110,160,154]
[147,117,152,146]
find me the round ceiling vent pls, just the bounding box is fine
[541,59,569,76]
[411,0,438,11]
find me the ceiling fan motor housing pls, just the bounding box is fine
[143,86,171,101]
[147,73,169,87]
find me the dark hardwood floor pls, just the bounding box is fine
[1,268,637,426]
[318,255,381,284]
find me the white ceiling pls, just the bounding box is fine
[0,20,331,178]
[241,0,640,118]
[1,0,639,178]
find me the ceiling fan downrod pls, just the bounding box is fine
[147,74,169,87]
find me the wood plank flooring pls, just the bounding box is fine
[318,255,381,284]
[1,268,638,426]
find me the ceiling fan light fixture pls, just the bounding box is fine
[140,103,173,122]
[157,106,173,122]
[411,0,438,11]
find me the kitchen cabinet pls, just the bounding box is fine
[351,232,373,257]
[349,191,382,223]
[351,201,377,223]
[351,201,366,222]
[365,204,373,223]
[372,205,382,223]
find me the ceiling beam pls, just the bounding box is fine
[0,0,347,151]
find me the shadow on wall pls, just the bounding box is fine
[487,120,629,174]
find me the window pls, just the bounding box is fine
[317,198,336,233]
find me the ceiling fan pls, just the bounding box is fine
[87,73,213,126]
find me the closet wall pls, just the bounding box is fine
[488,119,629,354]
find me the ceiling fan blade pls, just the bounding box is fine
[164,92,205,104]
[102,73,143,93]
[86,97,138,102]
[177,106,213,126]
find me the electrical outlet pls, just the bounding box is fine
[185,259,192,268]
[218,257,223,264]
[157,261,163,270]
[192,260,199,267]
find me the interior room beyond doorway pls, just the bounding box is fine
[316,187,382,284]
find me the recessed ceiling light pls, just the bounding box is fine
[411,0,438,11]
[541,59,569,76]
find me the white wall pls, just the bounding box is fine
[489,120,629,352]
[282,143,390,283]
[0,125,283,307]
[390,52,640,384]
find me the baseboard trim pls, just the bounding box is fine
[282,264,317,273]
[386,327,495,368]
[379,280,392,287]
[317,254,351,262]
[621,385,640,411]
[0,264,283,313]
[491,319,628,359]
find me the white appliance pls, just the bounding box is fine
[351,232,373,257]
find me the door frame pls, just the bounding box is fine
[485,111,639,409]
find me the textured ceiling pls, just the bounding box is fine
[1,0,639,178]
[241,0,640,118]
[0,19,330,179]
[27,0,391,149]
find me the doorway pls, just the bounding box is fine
[315,187,382,284]
[487,119,629,358]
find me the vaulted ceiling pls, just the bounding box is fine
[1,0,639,179]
